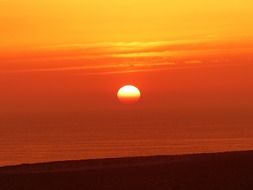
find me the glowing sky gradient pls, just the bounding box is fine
[0,0,253,48]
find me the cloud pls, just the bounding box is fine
[1,39,253,75]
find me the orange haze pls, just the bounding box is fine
[0,0,253,166]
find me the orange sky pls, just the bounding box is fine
[0,0,253,48]
[0,0,253,165]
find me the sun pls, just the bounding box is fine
[117,85,141,104]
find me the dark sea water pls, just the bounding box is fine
[1,110,253,166]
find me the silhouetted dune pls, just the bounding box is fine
[1,151,253,190]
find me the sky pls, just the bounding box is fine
[0,0,253,48]
[0,0,253,165]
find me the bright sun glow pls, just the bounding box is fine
[117,85,141,104]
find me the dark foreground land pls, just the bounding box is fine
[1,151,253,190]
